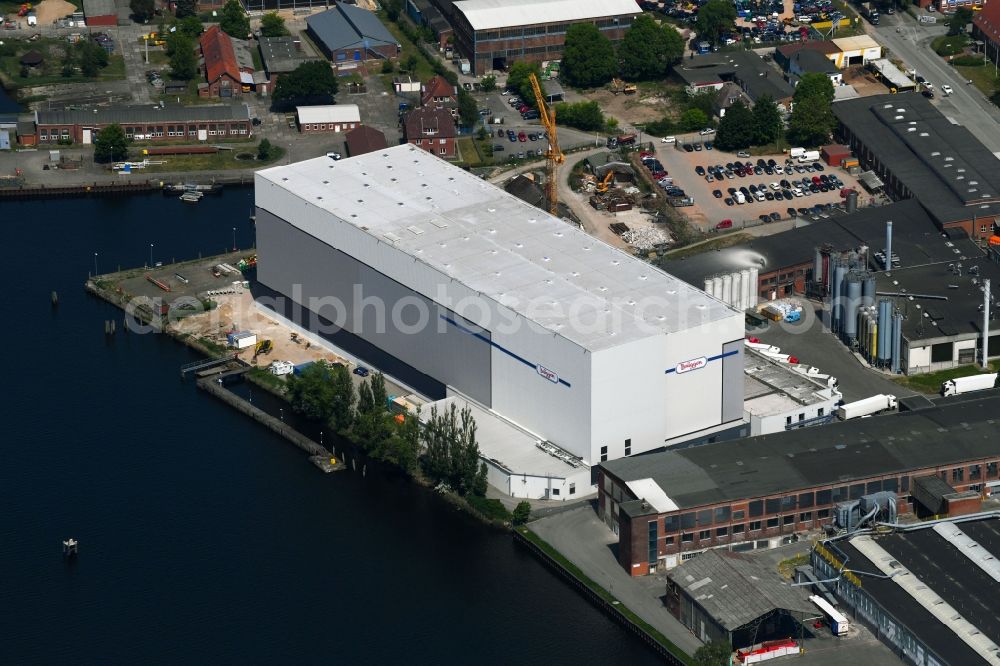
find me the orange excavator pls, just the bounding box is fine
[595,170,615,193]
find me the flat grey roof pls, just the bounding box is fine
[256,145,738,351]
[453,0,640,31]
[833,94,1000,225]
[258,36,320,75]
[36,104,250,125]
[604,391,1000,512]
[676,52,794,101]
[83,0,116,17]
[668,549,816,631]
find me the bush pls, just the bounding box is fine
[952,55,985,66]
[466,495,511,522]
[512,501,531,525]
[257,138,273,161]
[932,34,969,56]
[643,116,679,137]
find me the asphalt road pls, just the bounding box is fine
[870,13,1000,155]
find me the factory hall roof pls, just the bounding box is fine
[306,3,397,52]
[296,104,361,125]
[674,51,794,101]
[453,0,641,31]
[604,391,1000,513]
[258,36,319,75]
[833,94,1000,225]
[36,104,251,126]
[255,145,736,352]
[667,549,816,631]
[788,49,839,75]
[833,518,1000,666]
[83,0,116,17]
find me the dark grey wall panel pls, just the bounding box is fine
[721,339,744,423]
[256,207,492,406]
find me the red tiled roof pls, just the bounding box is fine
[200,25,241,85]
[974,0,1000,42]
[421,75,456,106]
[404,107,456,140]
[345,125,389,156]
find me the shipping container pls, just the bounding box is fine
[836,394,897,420]
[821,144,851,167]
[226,331,257,349]
[941,373,998,396]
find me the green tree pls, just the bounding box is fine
[174,15,204,38]
[174,0,197,18]
[560,23,617,88]
[693,641,732,666]
[794,71,835,105]
[386,409,420,474]
[404,53,419,72]
[512,501,531,524]
[419,402,482,495]
[479,74,497,92]
[381,58,395,74]
[618,14,685,81]
[695,0,737,46]
[78,41,108,77]
[260,12,289,37]
[751,94,783,146]
[219,0,251,39]
[287,361,338,422]
[789,73,835,146]
[257,138,273,160]
[788,93,834,146]
[680,108,709,132]
[687,90,716,121]
[330,364,356,432]
[506,61,543,106]
[93,123,128,163]
[168,34,197,80]
[273,60,339,102]
[457,88,479,127]
[130,0,155,23]
[554,100,605,131]
[948,7,973,35]
[714,100,753,150]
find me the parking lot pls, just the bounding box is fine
[651,136,865,231]
[478,89,604,157]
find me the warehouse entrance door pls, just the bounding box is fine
[82,128,92,145]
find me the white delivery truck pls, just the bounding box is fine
[789,147,805,158]
[799,150,821,162]
[836,394,898,420]
[941,373,998,396]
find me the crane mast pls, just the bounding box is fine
[528,73,564,216]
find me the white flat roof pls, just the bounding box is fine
[625,478,678,513]
[454,0,640,31]
[256,145,735,352]
[832,35,880,52]
[296,104,361,125]
[421,397,586,478]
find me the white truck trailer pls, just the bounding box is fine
[836,394,897,420]
[941,373,998,396]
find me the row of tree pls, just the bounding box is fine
[130,0,251,40]
[714,95,782,151]
[560,15,685,89]
[285,361,489,497]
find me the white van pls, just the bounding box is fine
[735,191,746,204]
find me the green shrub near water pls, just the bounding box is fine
[466,495,511,522]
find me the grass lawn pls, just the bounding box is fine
[893,362,999,394]
[457,136,494,166]
[139,145,285,172]
[0,39,125,89]
[250,46,263,72]
[956,64,1000,98]
[931,34,969,56]
[382,20,436,81]
[518,527,693,665]
[147,51,170,66]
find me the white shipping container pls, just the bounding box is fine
[836,394,897,420]
[942,373,998,396]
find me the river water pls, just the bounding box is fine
[0,191,661,663]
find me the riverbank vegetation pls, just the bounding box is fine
[285,361,499,513]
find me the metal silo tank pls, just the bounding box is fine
[704,278,713,296]
[712,276,724,300]
[832,262,846,331]
[846,189,859,213]
[877,299,890,361]
[732,272,743,310]
[844,274,862,341]
[891,311,903,374]
[862,274,875,308]
[722,274,733,306]
[741,269,752,311]
[749,267,760,306]
[814,248,823,285]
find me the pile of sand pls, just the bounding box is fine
[33,0,78,25]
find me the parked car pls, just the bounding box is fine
[661,136,676,143]
[699,127,716,135]
[493,144,504,151]
[942,84,953,96]
[353,366,370,377]
[715,219,734,230]
[518,132,527,142]
[713,189,723,198]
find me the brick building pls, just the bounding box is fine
[974,0,1000,67]
[199,25,255,98]
[82,0,117,26]
[421,75,458,117]
[450,0,641,75]
[32,104,252,145]
[296,104,361,133]
[600,391,1000,575]
[403,107,456,158]
[345,125,389,156]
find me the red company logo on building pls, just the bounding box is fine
[536,364,559,383]
[675,357,707,374]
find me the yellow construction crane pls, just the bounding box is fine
[528,73,564,216]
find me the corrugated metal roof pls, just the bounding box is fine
[453,0,640,31]
[37,104,250,126]
[667,549,816,631]
[296,104,361,124]
[83,0,116,17]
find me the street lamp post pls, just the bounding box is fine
[93,252,98,276]
[149,243,154,268]
[232,227,236,251]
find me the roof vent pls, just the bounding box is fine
[945,156,954,162]
[919,132,929,137]
[906,127,916,132]
[931,151,940,157]
[969,180,979,185]
[894,115,904,121]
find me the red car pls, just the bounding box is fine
[715,219,733,230]
[840,187,856,197]
[518,105,530,113]
[812,176,822,185]
[518,132,527,142]
[652,171,667,179]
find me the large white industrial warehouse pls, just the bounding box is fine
[253,145,745,497]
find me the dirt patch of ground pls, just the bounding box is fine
[33,0,77,24]
[843,65,891,96]
[584,87,677,125]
